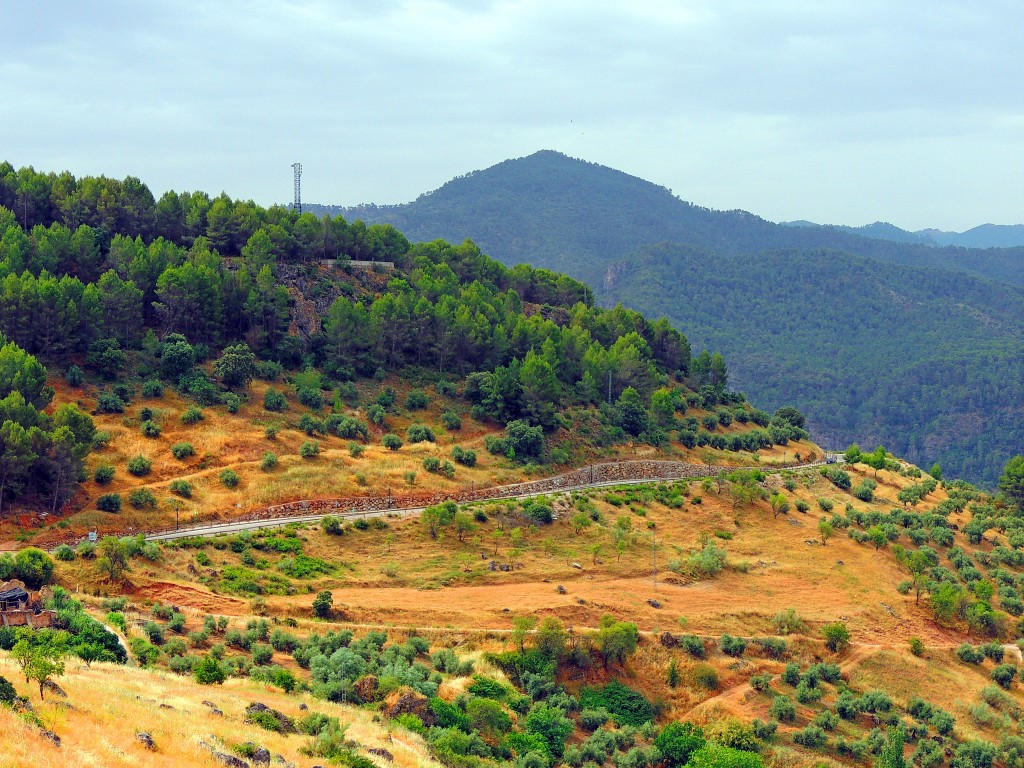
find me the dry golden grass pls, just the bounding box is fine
[2,370,823,549]
[0,654,443,768]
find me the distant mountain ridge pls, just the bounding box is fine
[310,150,1024,486]
[781,219,1024,249]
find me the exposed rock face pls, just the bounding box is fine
[354,674,379,703]
[384,688,435,726]
[660,631,679,648]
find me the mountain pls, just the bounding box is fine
[325,151,1024,486]
[605,243,1024,486]
[321,150,1024,289]
[782,219,1024,249]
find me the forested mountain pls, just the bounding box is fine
[604,243,1024,487]
[322,151,1024,486]
[324,150,1024,288]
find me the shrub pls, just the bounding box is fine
[382,434,402,451]
[252,643,274,665]
[681,635,706,658]
[181,406,204,424]
[348,442,365,458]
[654,721,705,768]
[407,424,435,443]
[579,708,611,731]
[769,695,796,722]
[366,403,386,425]
[65,365,84,386]
[980,641,1005,662]
[141,419,162,438]
[322,516,343,535]
[219,469,240,488]
[423,456,441,473]
[96,493,122,512]
[992,664,1017,689]
[94,464,115,484]
[781,663,801,686]
[687,744,763,768]
[264,388,287,412]
[692,664,719,690]
[171,442,195,460]
[957,643,985,664]
[793,725,827,748]
[720,634,747,657]
[53,544,75,562]
[795,680,823,704]
[129,488,158,510]
[750,674,773,692]
[406,390,428,410]
[441,411,461,430]
[773,607,805,635]
[194,655,226,685]
[754,637,787,658]
[96,392,126,413]
[299,441,320,459]
[296,386,323,410]
[452,446,477,466]
[822,621,851,653]
[170,479,193,498]
[261,452,278,471]
[312,590,333,618]
[752,719,777,741]
[813,711,840,731]
[127,455,152,476]
[578,680,654,726]
[817,498,834,512]
[707,719,758,751]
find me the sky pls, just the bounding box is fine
[4,0,1023,231]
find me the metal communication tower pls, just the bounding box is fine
[291,162,302,214]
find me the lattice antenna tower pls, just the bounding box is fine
[291,162,302,214]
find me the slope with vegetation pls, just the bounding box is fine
[0,161,811,547]
[327,150,1024,487]
[5,444,1024,768]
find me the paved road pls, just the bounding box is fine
[145,458,834,543]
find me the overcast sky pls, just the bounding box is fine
[4,1,1022,231]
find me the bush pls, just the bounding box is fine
[219,469,240,488]
[171,442,195,460]
[94,464,115,484]
[299,441,320,459]
[720,634,747,657]
[322,516,343,535]
[753,637,787,658]
[687,744,763,768]
[53,544,75,562]
[578,680,654,726]
[141,379,163,397]
[579,708,611,731]
[252,643,274,665]
[752,719,777,741]
[422,456,441,473]
[655,722,706,768]
[261,452,278,471]
[822,621,851,653]
[769,695,796,722]
[96,392,126,413]
[96,493,122,512]
[441,411,461,430]
[692,664,719,690]
[194,655,226,685]
[170,479,193,498]
[127,455,152,476]
[407,424,435,443]
[817,498,834,512]
[129,487,158,510]
[750,674,773,692]
[957,643,985,664]
[773,607,805,635]
[181,406,204,424]
[452,446,477,466]
[264,388,287,412]
[992,664,1017,689]
[382,434,402,451]
[681,635,706,658]
[406,390,428,410]
[793,725,827,748]
[349,442,365,458]
[141,419,162,438]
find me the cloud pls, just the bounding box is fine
[3,0,1023,229]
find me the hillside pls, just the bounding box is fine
[605,243,1024,487]
[5,450,1024,768]
[326,151,1024,486]
[780,221,1024,250]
